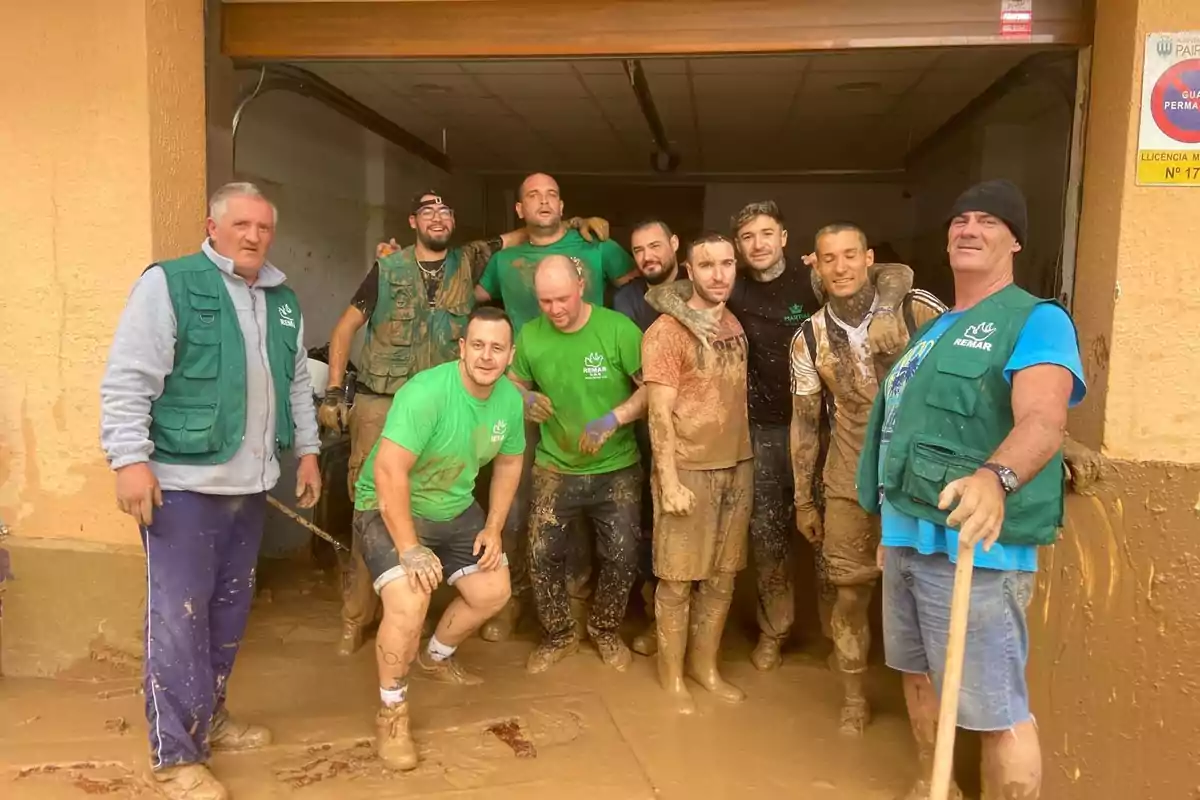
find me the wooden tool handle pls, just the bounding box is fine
[930,539,977,800]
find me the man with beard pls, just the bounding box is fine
[646,201,915,672]
[790,223,947,737]
[512,255,646,674]
[475,172,639,642]
[643,233,753,715]
[320,190,607,655]
[353,307,525,772]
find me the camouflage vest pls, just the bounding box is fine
[358,245,474,395]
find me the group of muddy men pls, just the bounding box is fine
[100,173,1101,800]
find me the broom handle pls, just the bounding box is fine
[930,539,976,800]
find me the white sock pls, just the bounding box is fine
[380,683,407,706]
[427,635,457,662]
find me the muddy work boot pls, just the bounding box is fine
[590,630,632,672]
[336,621,365,657]
[839,695,871,737]
[480,597,521,642]
[209,709,272,752]
[375,702,419,771]
[152,764,229,800]
[526,635,580,675]
[750,633,783,672]
[417,649,483,686]
[686,579,745,704]
[631,621,658,657]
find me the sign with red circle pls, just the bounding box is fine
[1150,58,1200,144]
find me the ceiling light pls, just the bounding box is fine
[836,81,883,93]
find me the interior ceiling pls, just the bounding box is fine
[298,47,1051,176]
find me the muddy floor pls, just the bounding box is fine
[1,559,920,799]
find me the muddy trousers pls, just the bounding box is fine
[528,465,642,645]
[749,423,797,642]
[341,393,393,630]
[140,491,266,769]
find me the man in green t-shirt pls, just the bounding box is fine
[509,254,647,674]
[351,307,525,773]
[474,172,638,643]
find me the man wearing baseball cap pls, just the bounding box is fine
[320,190,608,656]
[857,179,1086,799]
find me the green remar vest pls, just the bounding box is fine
[358,245,474,395]
[857,284,1069,547]
[149,252,299,465]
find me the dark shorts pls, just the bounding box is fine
[353,503,509,593]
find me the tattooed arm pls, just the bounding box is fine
[644,280,720,346]
[790,395,825,545]
[647,383,695,515]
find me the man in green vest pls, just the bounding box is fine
[857,180,1087,800]
[100,182,323,800]
[318,190,609,656]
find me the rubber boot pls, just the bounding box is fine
[375,702,419,771]
[209,709,272,751]
[632,582,658,656]
[336,621,364,658]
[654,581,695,715]
[686,578,745,704]
[832,584,874,737]
[750,633,782,672]
[152,764,229,800]
[480,597,521,643]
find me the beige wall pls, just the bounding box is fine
[0,0,206,547]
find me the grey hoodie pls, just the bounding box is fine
[100,240,321,495]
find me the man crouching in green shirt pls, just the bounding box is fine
[351,307,526,772]
[509,254,648,674]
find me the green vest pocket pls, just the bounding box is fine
[901,435,989,510]
[182,326,222,380]
[925,357,989,417]
[152,406,219,456]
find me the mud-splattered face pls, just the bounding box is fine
[409,195,455,252]
[207,194,276,274]
[736,214,788,273]
[815,229,874,299]
[687,241,737,306]
[630,224,680,286]
[459,318,514,388]
[516,173,564,233]
[534,256,586,332]
[947,211,1020,275]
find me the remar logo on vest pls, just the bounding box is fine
[954,321,996,351]
[279,302,296,329]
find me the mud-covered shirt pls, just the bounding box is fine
[511,306,643,475]
[728,262,820,428]
[642,310,752,471]
[478,229,635,332]
[350,237,502,317]
[353,361,526,520]
[790,291,944,501]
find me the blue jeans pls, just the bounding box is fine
[883,546,1035,731]
[141,491,266,768]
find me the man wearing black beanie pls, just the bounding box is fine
[856,179,1086,799]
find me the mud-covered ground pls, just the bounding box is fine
[1,559,919,799]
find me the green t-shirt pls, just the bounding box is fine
[354,361,526,520]
[511,305,642,475]
[479,229,635,332]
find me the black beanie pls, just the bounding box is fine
[947,179,1028,246]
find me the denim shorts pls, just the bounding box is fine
[883,546,1035,731]
[353,504,508,593]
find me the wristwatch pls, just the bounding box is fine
[981,462,1019,494]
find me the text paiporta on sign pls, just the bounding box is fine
[1137,32,1200,187]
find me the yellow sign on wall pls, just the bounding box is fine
[1137,32,1200,187]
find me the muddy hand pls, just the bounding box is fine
[116,463,163,527]
[574,216,611,243]
[317,391,349,433]
[376,238,401,259]
[681,307,720,348]
[524,391,555,424]
[867,307,908,356]
[795,502,825,546]
[473,525,504,571]
[939,470,1006,550]
[400,544,443,593]
[660,481,695,516]
[295,454,322,509]
[578,411,619,455]
[1062,435,1106,494]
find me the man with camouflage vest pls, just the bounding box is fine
[100,182,322,800]
[320,190,608,655]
